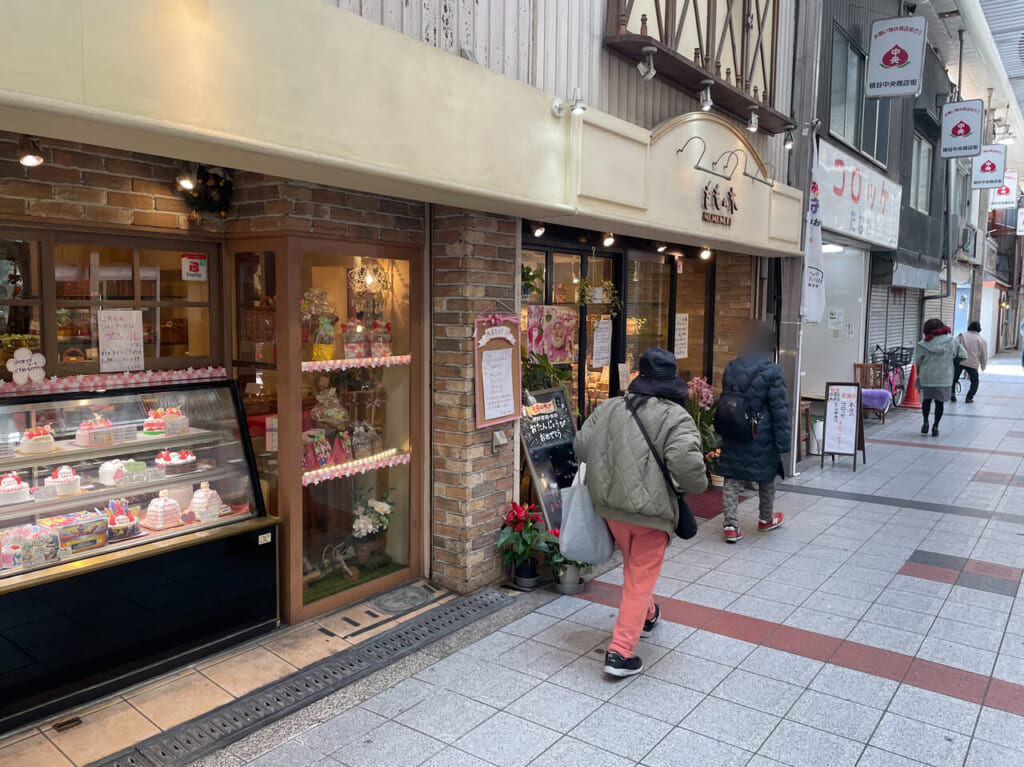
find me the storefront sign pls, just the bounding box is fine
[520,388,577,529]
[972,145,1006,189]
[592,319,612,367]
[473,314,521,428]
[818,141,902,249]
[701,181,737,226]
[181,253,208,282]
[674,314,689,359]
[803,139,827,323]
[940,100,984,159]
[866,16,927,98]
[990,171,1019,211]
[97,310,144,372]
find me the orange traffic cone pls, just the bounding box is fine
[901,364,922,409]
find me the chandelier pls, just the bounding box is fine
[347,259,392,296]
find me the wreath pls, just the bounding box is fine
[181,165,233,221]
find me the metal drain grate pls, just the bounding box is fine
[87,588,511,767]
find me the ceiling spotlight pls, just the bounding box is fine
[654,242,668,253]
[699,248,712,260]
[636,46,657,81]
[700,80,714,111]
[17,136,43,167]
[747,107,759,133]
[175,162,199,191]
[602,232,615,247]
[530,221,546,238]
[784,129,795,151]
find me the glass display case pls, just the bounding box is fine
[0,381,265,583]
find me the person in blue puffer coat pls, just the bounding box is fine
[717,322,791,544]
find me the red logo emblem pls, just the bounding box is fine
[981,160,997,173]
[997,186,1010,196]
[951,120,971,137]
[881,45,909,68]
[810,181,819,196]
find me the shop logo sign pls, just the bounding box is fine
[972,144,1007,189]
[881,45,909,68]
[990,170,1018,210]
[866,16,926,98]
[982,161,997,173]
[951,121,970,137]
[701,181,738,226]
[941,100,983,159]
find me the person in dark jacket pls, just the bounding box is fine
[718,323,791,543]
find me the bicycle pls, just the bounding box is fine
[871,345,914,407]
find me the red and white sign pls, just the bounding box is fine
[181,253,208,282]
[1016,207,1024,236]
[866,16,927,98]
[940,100,984,159]
[818,140,902,249]
[990,171,1018,211]
[972,145,1007,189]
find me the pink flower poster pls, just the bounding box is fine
[526,306,577,363]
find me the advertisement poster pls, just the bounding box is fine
[940,100,984,159]
[866,16,927,98]
[990,171,1018,211]
[526,306,578,364]
[972,145,1006,189]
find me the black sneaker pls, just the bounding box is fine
[641,604,661,638]
[951,395,957,402]
[604,651,643,677]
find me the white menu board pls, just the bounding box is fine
[674,314,689,359]
[481,347,515,421]
[822,383,862,459]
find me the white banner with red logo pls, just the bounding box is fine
[972,145,1007,189]
[818,141,902,249]
[940,100,984,158]
[866,16,927,98]
[802,138,826,324]
[991,171,1018,210]
[1016,208,1024,236]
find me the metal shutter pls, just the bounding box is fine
[924,283,956,331]
[886,288,906,349]
[903,288,923,348]
[868,284,890,356]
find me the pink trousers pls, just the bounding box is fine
[606,519,670,657]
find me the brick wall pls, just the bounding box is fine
[431,207,518,593]
[712,254,754,388]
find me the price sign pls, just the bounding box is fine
[181,253,208,282]
[98,310,144,372]
[821,382,866,470]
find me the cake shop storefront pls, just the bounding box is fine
[0,132,428,731]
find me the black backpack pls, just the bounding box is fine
[714,363,768,441]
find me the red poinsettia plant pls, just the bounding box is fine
[497,501,557,570]
[542,528,591,577]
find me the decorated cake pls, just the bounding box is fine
[189,482,222,524]
[156,450,197,475]
[74,415,113,447]
[99,459,125,486]
[142,411,165,435]
[38,511,108,555]
[106,499,141,541]
[19,425,55,454]
[45,465,80,496]
[141,490,182,530]
[143,408,188,436]
[0,473,32,505]
[123,460,147,481]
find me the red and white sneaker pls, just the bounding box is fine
[758,512,784,531]
[723,526,743,543]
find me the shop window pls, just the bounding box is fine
[521,249,546,305]
[861,97,890,166]
[583,255,615,413]
[625,256,671,371]
[830,29,864,148]
[952,167,971,219]
[0,238,42,368]
[910,134,933,213]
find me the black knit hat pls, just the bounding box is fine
[628,348,688,400]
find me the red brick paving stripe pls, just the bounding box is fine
[974,470,1015,484]
[963,559,1024,583]
[898,561,961,584]
[866,438,1024,458]
[1007,431,1024,439]
[581,580,1024,713]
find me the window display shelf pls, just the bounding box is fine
[301,354,411,373]
[302,449,411,487]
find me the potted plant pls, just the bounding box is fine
[576,277,622,317]
[544,528,589,594]
[497,501,555,588]
[521,264,544,300]
[685,376,723,485]
[351,494,394,564]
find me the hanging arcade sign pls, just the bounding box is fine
[990,171,1019,211]
[866,16,927,98]
[1016,207,1024,236]
[972,145,1007,189]
[940,100,984,159]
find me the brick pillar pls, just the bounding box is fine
[712,254,754,387]
[431,207,518,593]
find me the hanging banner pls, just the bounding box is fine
[990,171,1018,211]
[1017,208,1024,236]
[972,145,1006,189]
[802,139,826,323]
[940,100,984,159]
[818,140,902,249]
[866,16,927,98]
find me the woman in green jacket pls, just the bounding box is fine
[916,318,966,437]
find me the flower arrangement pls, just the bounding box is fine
[352,495,394,540]
[542,528,591,578]
[497,501,557,570]
[685,376,722,475]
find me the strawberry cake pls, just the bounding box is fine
[143,408,188,436]
[0,474,31,505]
[74,415,113,447]
[156,450,197,475]
[141,491,182,530]
[19,425,55,454]
[44,465,80,496]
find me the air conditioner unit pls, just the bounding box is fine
[956,225,978,263]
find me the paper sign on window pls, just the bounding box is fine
[98,310,144,372]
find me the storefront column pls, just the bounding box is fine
[431,207,518,593]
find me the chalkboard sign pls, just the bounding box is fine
[521,388,577,530]
[821,381,866,471]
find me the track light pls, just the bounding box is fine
[552,87,587,117]
[700,80,714,111]
[654,242,668,253]
[636,46,657,81]
[17,136,43,167]
[784,129,795,151]
[602,232,615,247]
[747,107,759,133]
[530,221,546,238]
[699,248,712,260]
[175,162,199,191]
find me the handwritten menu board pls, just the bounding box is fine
[474,314,523,428]
[521,388,577,530]
[821,382,865,470]
[97,310,144,373]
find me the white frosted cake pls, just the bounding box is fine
[44,465,80,496]
[0,474,31,505]
[19,426,55,454]
[99,459,125,486]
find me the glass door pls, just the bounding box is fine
[624,253,671,372]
